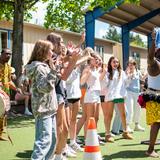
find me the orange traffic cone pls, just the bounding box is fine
[83,117,102,160]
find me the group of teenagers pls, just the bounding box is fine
[0,28,160,160]
[24,31,148,160]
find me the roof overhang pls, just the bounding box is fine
[97,0,160,35]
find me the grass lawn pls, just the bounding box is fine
[0,109,160,160]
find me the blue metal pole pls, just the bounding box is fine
[126,8,160,31]
[85,12,95,49]
[91,0,124,21]
[122,26,130,69]
[147,33,152,51]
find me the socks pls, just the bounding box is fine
[54,154,62,159]
[70,139,76,145]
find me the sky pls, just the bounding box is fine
[30,2,147,43]
[30,2,116,38]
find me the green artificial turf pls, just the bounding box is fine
[0,109,160,160]
[0,116,34,160]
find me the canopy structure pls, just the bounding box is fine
[85,0,160,68]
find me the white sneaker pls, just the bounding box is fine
[64,149,76,158]
[98,135,105,145]
[63,145,76,158]
[24,108,32,116]
[134,125,145,131]
[110,133,116,137]
[70,143,83,152]
[68,145,77,154]
[127,126,134,133]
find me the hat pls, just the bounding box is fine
[155,28,160,49]
[11,67,15,74]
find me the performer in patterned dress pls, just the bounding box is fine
[145,28,160,158]
[0,48,16,141]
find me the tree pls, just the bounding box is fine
[0,0,140,81]
[45,0,140,32]
[0,0,47,82]
[103,24,121,42]
[130,33,146,48]
[102,25,146,48]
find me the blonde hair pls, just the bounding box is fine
[28,40,53,64]
[81,47,96,65]
[82,47,94,56]
[128,59,137,66]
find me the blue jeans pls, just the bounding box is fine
[31,115,57,160]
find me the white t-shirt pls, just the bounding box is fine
[86,69,101,91]
[105,69,127,101]
[66,68,81,99]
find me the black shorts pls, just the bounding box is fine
[67,98,80,104]
[100,95,105,103]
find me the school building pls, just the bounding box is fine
[0,20,147,72]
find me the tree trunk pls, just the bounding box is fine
[11,0,24,84]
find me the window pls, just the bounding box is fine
[94,45,104,58]
[131,52,140,69]
[0,31,8,51]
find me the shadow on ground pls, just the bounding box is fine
[8,116,34,129]
[103,149,160,159]
[16,150,32,159]
[121,143,142,146]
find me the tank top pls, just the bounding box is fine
[148,74,160,90]
[86,69,101,91]
[126,70,141,93]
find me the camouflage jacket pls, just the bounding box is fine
[25,61,57,118]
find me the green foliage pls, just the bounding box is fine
[103,24,121,42]
[45,0,140,32]
[0,2,14,20]
[103,25,146,48]
[130,33,147,48]
[44,0,87,32]
[0,0,47,22]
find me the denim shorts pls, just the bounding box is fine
[56,94,68,107]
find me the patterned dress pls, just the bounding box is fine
[0,63,12,95]
[146,98,160,125]
[146,74,160,125]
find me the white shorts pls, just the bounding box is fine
[84,90,100,103]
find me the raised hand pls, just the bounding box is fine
[49,59,56,70]
[152,29,156,41]
[67,41,76,53]
[102,63,108,72]
[71,48,81,61]
[80,31,85,44]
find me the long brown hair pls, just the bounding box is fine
[47,32,62,55]
[27,40,52,64]
[46,32,62,44]
[108,56,121,80]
